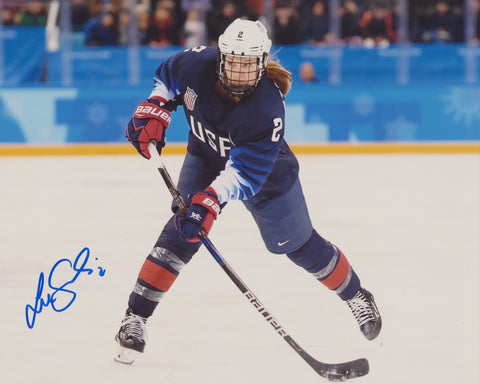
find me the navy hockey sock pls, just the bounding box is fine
[287,230,360,300]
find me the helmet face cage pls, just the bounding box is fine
[217,51,268,98]
[216,19,272,98]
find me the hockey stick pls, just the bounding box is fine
[147,142,369,381]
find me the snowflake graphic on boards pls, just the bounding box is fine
[353,93,375,117]
[86,102,108,125]
[441,87,480,126]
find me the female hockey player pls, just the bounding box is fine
[115,18,381,364]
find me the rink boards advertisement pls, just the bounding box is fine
[0,28,479,148]
[1,84,479,146]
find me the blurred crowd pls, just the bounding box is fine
[2,0,480,47]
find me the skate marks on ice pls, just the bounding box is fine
[0,154,478,384]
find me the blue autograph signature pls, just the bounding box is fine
[25,247,106,329]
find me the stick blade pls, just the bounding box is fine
[314,358,369,381]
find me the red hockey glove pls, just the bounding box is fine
[175,187,220,242]
[126,98,171,159]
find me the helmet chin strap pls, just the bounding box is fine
[222,82,254,98]
[215,81,241,102]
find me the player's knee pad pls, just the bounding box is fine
[286,230,336,273]
[155,215,202,264]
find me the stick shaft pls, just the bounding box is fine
[155,160,294,339]
[146,142,369,380]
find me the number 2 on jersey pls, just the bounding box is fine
[271,118,283,142]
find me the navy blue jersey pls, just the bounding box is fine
[149,45,298,204]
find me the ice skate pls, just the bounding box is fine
[346,287,382,340]
[114,308,148,364]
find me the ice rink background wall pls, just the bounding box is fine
[0,27,479,150]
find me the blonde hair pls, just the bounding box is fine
[266,60,292,96]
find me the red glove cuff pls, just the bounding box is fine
[190,187,220,219]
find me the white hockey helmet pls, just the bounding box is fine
[217,18,272,97]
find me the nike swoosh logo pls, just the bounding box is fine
[277,240,290,246]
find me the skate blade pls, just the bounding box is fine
[114,345,139,365]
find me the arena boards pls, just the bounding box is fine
[0,142,479,157]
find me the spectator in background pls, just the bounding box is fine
[105,0,124,14]
[16,0,47,26]
[183,9,207,47]
[420,0,463,43]
[146,4,181,47]
[137,6,151,45]
[117,8,130,45]
[209,0,259,20]
[1,7,17,26]
[273,1,302,44]
[72,0,92,31]
[150,0,184,27]
[87,0,103,19]
[181,0,211,47]
[84,12,119,46]
[245,0,263,16]
[302,1,332,45]
[476,0,480,43]
[207,1,241,44]
[358,5,392,48]
[384,3,398,43]
[236,0,260,20]
[182,0,211,11]
[150,0,175,14]
[299,61,318,83]
[341,0,363,45]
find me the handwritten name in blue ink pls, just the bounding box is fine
[25,247,106,329]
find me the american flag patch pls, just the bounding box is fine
[184,87,198,111]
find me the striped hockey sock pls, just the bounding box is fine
[313,246,360,301]
[128,246,185,317]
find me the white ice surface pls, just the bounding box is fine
[1,153,479,384]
